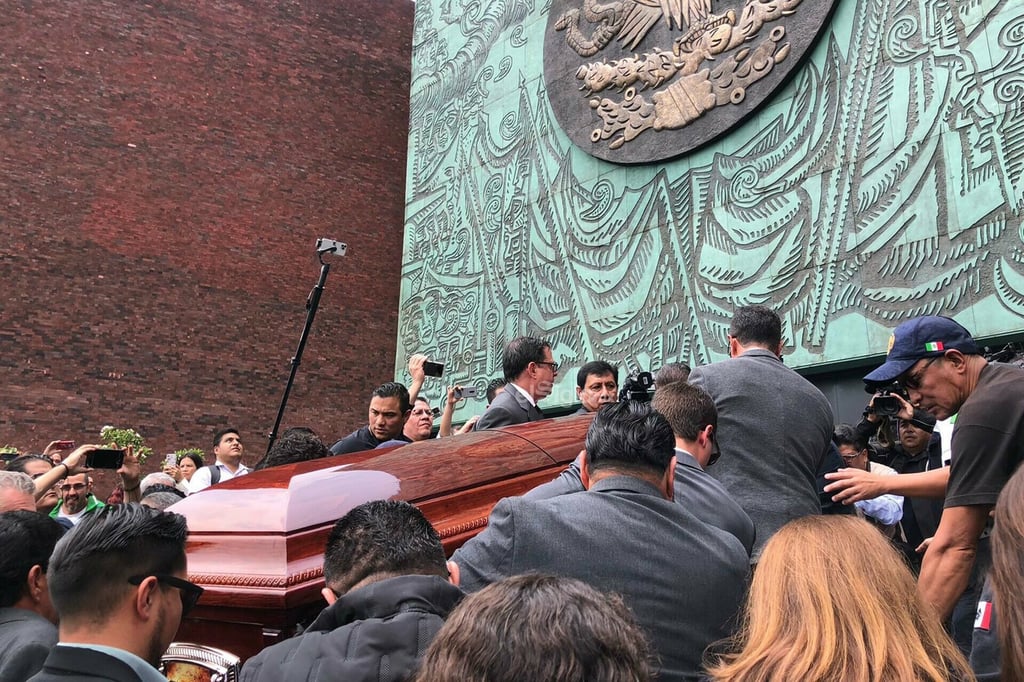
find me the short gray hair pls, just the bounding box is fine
[0,471,35,496]
[140,472,176,494]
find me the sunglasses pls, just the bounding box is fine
[128,574,204,617]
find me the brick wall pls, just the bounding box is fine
[0,0,413,462]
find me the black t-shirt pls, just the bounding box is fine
[945,363,1024,508]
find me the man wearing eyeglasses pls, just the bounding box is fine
[475,336,557,430]
[28,505,202,682]
[853,316,1024,640]
[48,473,104,527]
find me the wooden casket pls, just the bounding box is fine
[170,414,591,660]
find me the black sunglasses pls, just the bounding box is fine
[707,428,721,467]
[128,574,204,617]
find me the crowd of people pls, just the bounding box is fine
[1,307,1023,681]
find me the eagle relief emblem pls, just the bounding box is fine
[543,0,840,163]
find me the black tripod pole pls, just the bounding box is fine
[267,255,331,454]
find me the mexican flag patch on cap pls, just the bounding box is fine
[925,341,944,351]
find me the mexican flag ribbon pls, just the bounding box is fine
[925,341,944,351]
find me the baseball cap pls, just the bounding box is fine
[863,316,980,384]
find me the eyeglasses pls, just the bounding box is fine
[128,574,204,617]
[900,356,940,391]
[410,408,435,418]
[535,361,560,373]
[59,483,87,492]
[706,427,721,467]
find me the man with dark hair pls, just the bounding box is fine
[574,360,618,414]
[841,316,1024,630]
[688,304,834,560]
[475,337,556,430]
[29,505,202,682]
[188,428,250,493]
[831,424,902,532]
[414,574,653,682]
[454,401,749,682]
[330,382,413,455]
[240,500,463,682]
[252,429,330,471]
[0,511,64,681]
[403,397,436,442]
[654,361,691,386]
[49,473,105,526]
[484,378,506,405]
[523,382,754,555]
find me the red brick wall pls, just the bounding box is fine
[0,0,412,461]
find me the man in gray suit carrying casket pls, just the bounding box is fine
[688,305,834,561]
[474,336,557,430]
[453,401,749,682]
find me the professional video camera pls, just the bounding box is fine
[619,369,655,402]
[864,382,909,417]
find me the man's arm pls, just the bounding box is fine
[33,445,96,499]
[918,504,991,620]
[521,455,585,501]
[450,498,518,592]
[473,404,516,431]
[438,385,461,437]
[407,354,427,405]
[824,466,949,503]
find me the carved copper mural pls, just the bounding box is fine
[402,0,1024,418]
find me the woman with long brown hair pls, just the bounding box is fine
[706,515,973,682]
[991,464,1024,680]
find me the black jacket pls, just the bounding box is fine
[240,574,463,682]
[27,646,148,682]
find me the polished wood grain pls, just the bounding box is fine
[172,413,592,659]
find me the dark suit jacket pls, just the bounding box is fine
[689,349,834,559]
[473,384,543,430]
[27,646,147,682]
[522,450,755,556]
[452,476,750,682]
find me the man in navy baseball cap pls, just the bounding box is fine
[863,315,981,386]
[856,314,1024,679]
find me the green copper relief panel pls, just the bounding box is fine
[400,0,1024,415]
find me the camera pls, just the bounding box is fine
[619,370,655,402]
[869,383,908,417]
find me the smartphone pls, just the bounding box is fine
[164,453,177,468]
[454,386,478,399]
[54,440,75,450]
[423,361,445,377]
[86,448,125,470]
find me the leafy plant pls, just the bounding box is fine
[99,425,153,463]
[174,447,206,463]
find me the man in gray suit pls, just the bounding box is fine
[474,337,557,430]
[522,382,754,556]
[688,305,834,560]
[453,401,749,682]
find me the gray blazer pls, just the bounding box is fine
[474,384,543,430]
[452,475,750,682]
[522,450,755,556]
[689,348,834,559]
